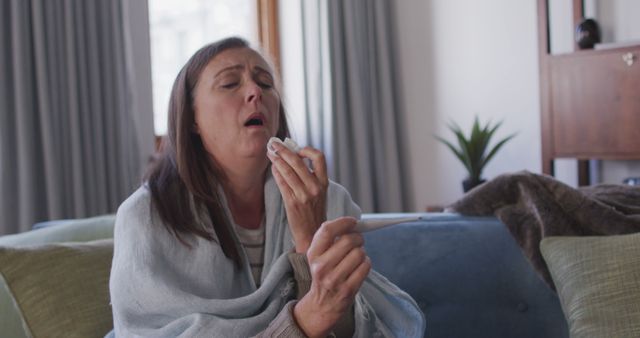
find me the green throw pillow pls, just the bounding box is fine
[0,239,114,338]
[540,233,640,338]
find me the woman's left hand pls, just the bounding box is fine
[267,142,328,253]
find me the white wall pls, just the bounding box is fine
[391,0,543,210]
[585,0,640,44]
[391,0,640,211]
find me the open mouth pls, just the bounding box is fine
[244,113,265,127]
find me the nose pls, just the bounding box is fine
[246,81,262,104]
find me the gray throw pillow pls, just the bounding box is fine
[540,233,640,338]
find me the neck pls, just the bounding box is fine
[219,158,268,230]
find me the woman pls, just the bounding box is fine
[109,37,424,337]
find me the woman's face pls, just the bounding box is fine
[193,47,280,166]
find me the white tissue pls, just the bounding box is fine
[267,137,301,157]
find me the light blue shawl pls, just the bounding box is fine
[108,175,425,337]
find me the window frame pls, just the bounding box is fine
[257,0,281,74]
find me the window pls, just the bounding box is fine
[149,0,278,136]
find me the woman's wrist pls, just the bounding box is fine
[292,234,313,253]
[293,296,333,338]
[294,242,310,254]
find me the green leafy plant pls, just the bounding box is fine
[436,116,516,185]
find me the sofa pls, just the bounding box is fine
[0,213,569,338]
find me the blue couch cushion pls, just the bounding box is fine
[363,213,568,338]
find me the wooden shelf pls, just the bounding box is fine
[538,0,640,185]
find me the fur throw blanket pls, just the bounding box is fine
[447,171,640,289]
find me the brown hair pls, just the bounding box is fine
[146,37,290,266]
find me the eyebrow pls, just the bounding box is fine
[214,64,273,79]
[214,65,244,78]
[254,66,274,80]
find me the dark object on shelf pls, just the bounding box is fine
[576,18,601,49]
[623,177,640,186]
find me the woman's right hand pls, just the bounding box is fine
[267,142,329,254]
[293,217,371,338]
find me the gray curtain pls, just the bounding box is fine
[0,0,148,234]
[301,0,406,212]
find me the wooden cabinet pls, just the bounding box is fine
[538,0,640,185]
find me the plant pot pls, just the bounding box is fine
[462,178,486,193]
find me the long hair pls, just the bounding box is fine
[146,37,290,266]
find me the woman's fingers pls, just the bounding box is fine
[311,232,364,275]
[270,165,294,200]
[267,152,314,204]
[270,142,312,177]
[318,245,368,291]
[269,143,327,195]
[268,151,305,200]
[344,256,372,291]
[267,142,331,253]
[307,217,358,260]
[298,147,328,186]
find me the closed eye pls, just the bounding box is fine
[258,81,273,89]
[221,82,239,89]
[254,69,274,89]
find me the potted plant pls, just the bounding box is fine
[436,116,516,192]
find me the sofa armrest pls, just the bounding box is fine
[0,214,115,247]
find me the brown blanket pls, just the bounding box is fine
[447,171,640,289]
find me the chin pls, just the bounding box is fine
[243,142,269,158]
